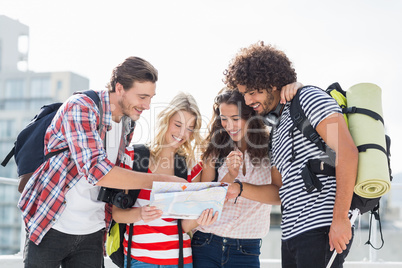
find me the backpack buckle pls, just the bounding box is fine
[309,132,320,143]
[294,113,303,124]
[344,106,357,114]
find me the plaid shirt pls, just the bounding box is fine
[18,90,134,245]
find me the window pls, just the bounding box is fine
[0,161,16,178]
[0,141,14,156]
[17,35,29,72]
[0,141,16,178]
[0,120,15,138]
[0,186,16,205]
[0,40,2,72]
[5,79,25,98]
[18,35,29,54]
[4,99,25,110]
[31,77,51,98]
[29,98,52,111]
[57,80,63,90]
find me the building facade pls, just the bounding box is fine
[0,15,89,254]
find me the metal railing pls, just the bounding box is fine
[0,176,18,186]
[0,176,25,255]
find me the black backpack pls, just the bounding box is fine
[1,90,102,192]
[107,144,187,268]
[289,83,392,249]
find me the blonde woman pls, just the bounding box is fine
[113,92,218,268]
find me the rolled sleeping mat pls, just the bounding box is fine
[347,83,391,198]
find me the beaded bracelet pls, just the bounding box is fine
[233,179,243,204]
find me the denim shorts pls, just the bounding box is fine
[191,231,261,268]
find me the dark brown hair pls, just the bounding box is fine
[107,56,158,92]
[224,41,297,93]
[203,88,270,163]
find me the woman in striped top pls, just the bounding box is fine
[113,92,218,268]
[192,89,282,268]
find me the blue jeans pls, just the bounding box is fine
[191,231,261,268]
[23,228,104,268]
[281,226,354,268]
[124,257,193,268]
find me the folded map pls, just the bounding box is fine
[150,182,228,220]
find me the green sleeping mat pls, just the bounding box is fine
[347,83,391,198]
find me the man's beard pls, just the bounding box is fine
[261,92,276,115]
[118,98,139,121]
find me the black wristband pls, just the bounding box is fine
[233,179,243,204]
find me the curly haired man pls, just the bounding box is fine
[224,42,358,268]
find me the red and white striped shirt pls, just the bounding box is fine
[120,147,202,265]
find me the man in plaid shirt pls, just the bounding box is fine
[18,57,186,268]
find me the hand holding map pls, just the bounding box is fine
[150,182,228,220]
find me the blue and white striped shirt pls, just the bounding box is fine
[271,86,342,240]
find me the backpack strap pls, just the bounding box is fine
[123,145,150,268]
[343,106,384,125]
[365,204,385,250]
[126,223,134,268]
[131,144,187,267]
[385,135,393,181]
[1,147,15,167]
[177,219,184,268]
[132,143,188,178]
[289,87,337,193]
[84,90,103,130]
[357,144,387,155]
[289,87,337,163]
[213,156,225,182]
[133,144,150,172]
[130,144,150,202]
[172,153,187,268]
[76,90,103,131]
[172,152,186,268]
[45,90,103,162]
[174,154,188,180]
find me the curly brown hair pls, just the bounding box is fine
[203,88,270,164]
[224,41,297,92]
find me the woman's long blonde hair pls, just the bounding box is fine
[149,92,203,166]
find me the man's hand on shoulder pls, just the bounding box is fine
[280,82,303,104]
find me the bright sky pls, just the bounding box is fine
[1,0,402,176]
